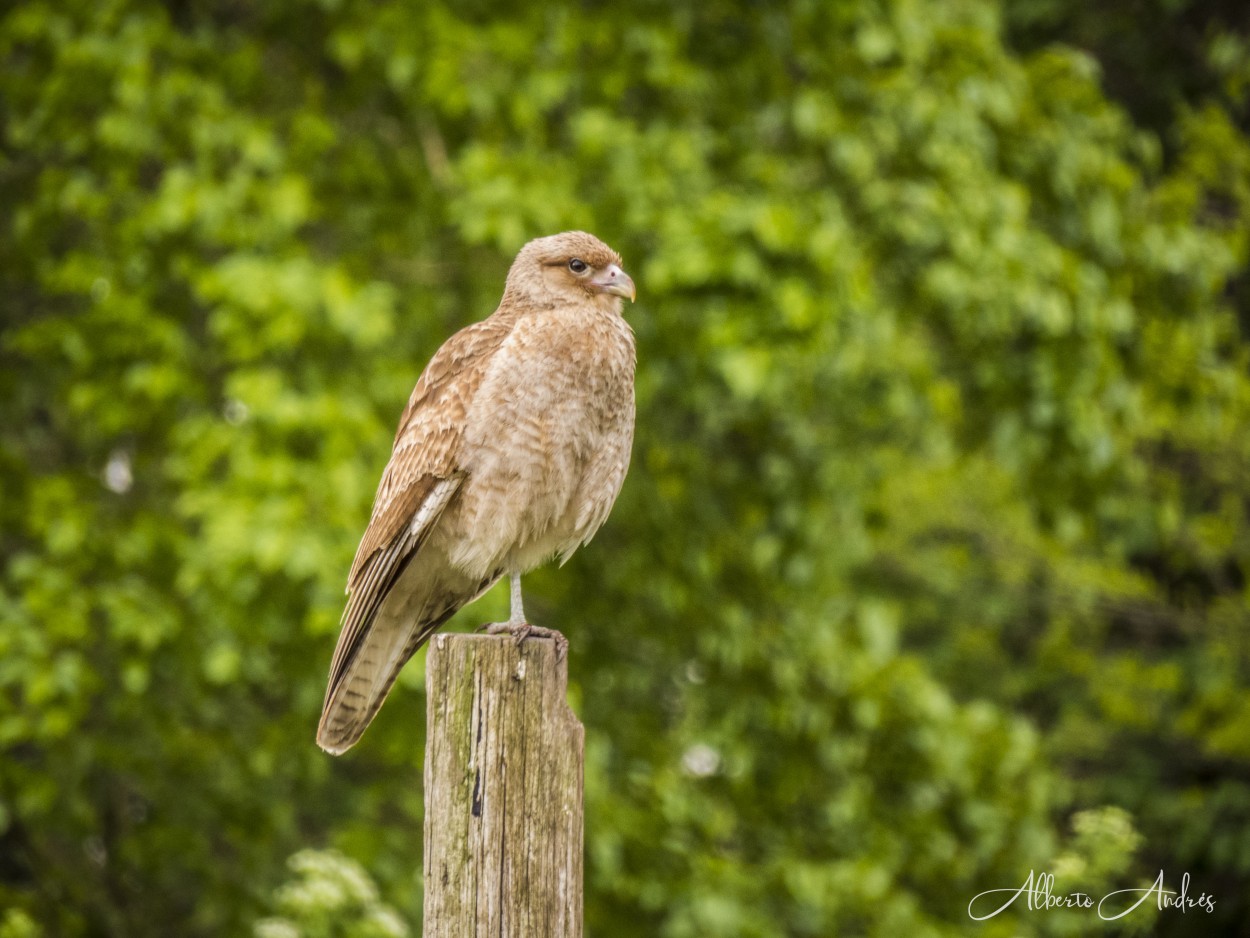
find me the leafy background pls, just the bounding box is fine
[2,0,1248,935]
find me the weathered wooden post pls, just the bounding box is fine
[423,633,584,937]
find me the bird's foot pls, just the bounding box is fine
[480,620,569,660]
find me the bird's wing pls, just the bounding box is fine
[318,315,513,748]
[323,474,464,703]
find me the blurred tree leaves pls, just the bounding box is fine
[1,0,1248,935]
[253,850,408,938]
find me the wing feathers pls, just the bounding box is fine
[346,315,516,587]
[321,474,462,712]
[318,314,518,753]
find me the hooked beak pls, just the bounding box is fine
[593,264,636,303]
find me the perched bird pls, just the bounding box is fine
[317,231,637,754]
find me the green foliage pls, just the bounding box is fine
[1003,0,1250,139]
[0,910,41,938]
[1,0,1247,936]
[253,850,408,938]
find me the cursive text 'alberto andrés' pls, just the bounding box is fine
[968,870,1216,921]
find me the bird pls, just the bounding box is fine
[316,231,637,754]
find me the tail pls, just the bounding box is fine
[316,610,451,754]
[317,562,502,755]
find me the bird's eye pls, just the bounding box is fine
[568,258,588,274]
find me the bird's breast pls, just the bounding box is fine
[437,307,636,578]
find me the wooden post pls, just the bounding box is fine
[423,633,584,937]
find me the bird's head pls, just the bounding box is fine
[504,231,636,310]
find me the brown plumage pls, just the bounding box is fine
[317,231,637,754]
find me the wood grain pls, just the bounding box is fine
[423,633,583,937]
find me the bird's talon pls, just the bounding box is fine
[481,620,567,659]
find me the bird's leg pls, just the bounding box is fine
[481,573,568,659]
[507,570,526,627]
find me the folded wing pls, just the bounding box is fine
[316,316,513,753]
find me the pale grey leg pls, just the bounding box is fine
[482,573,568,659]
[508,571,526,626]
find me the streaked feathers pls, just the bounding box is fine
[316,231,636,754]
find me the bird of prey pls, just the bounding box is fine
[316,231,637,755]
